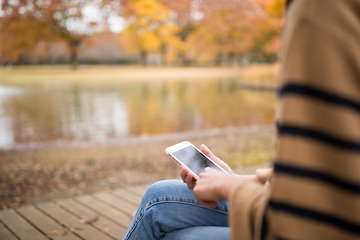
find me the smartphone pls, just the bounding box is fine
[165,141,229,180]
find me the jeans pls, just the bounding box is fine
[123,180,230,240]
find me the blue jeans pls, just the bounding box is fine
[123,180,230,240]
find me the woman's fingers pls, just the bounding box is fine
[180,168,196,189]
[200,144,234,174]
[180,168,188,182]
[186,172,196,189]
[194,167,238,205]
[200,144,218,161]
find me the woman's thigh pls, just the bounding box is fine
[123,180,229,240]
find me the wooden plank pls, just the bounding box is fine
[93,192,138,216]
[0,209,48,240]
[36,202,113,240]
[75,195,132,228]
[0,222,18,240]
[125,185,149,197]
[17,205,79,240]
[57,198,127,239]
[112,188,143,205]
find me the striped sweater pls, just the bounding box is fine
[229,0,360,239]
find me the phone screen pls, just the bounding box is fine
[172,145,224,175]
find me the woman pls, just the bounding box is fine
[123,0,360,239]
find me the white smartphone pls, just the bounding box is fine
[165,141,229,180]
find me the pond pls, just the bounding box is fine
[0,79,276,150]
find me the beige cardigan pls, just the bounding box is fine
[229,0,360,239]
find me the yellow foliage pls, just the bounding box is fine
[267,0,286,17]
[251,0,286,56]
[118,0,182,57]
[132,0,169,20]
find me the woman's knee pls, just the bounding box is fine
[144,180,183,198]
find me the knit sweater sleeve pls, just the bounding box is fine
[229,181,271,240]
[229,1,360,239]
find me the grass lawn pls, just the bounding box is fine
[0,64,279,86]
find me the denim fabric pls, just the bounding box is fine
[123,180,230,240]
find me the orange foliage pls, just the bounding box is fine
[252,0,285,56]
[0,0,118,68]
[0,0,285,66]
[186,0,259,63]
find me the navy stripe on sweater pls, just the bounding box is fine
[279,84,360,114]
[286,0,294,9]
[269,200,360,235]
[274,163,360,194]
[260,204,269,240]
[277,124,360,153]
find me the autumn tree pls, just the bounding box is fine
[0,0,285,67]
[0,2,53,65]
[160,0,284,65]
[159,0,196,65]
[119,0,182,65]
[0,0,119,69]
[185,0,259,65]
[249,0,285,61]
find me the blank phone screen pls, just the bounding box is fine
[172,145,223,175]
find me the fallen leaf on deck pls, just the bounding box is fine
[79,214,99,223]
[104,227,110,233]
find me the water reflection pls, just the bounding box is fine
[0,79,276,149]
[0,85,22,148]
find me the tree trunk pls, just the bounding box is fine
[227,52,235,66]
[178,24,194,66]
[70,49,78,70]
[179,51,188,66]
[69,38,81,70]
[214,53,223,66]
[160,44,167,66]
[139,50,147,66]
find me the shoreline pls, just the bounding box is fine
[0,125,274,152]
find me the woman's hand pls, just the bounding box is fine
[181,144,235,189]
[193,167,239,207]
[179,144,259,207]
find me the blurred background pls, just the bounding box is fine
[0,0,284,209]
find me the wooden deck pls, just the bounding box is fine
[0,184,151,240]
[0,165,269,240]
